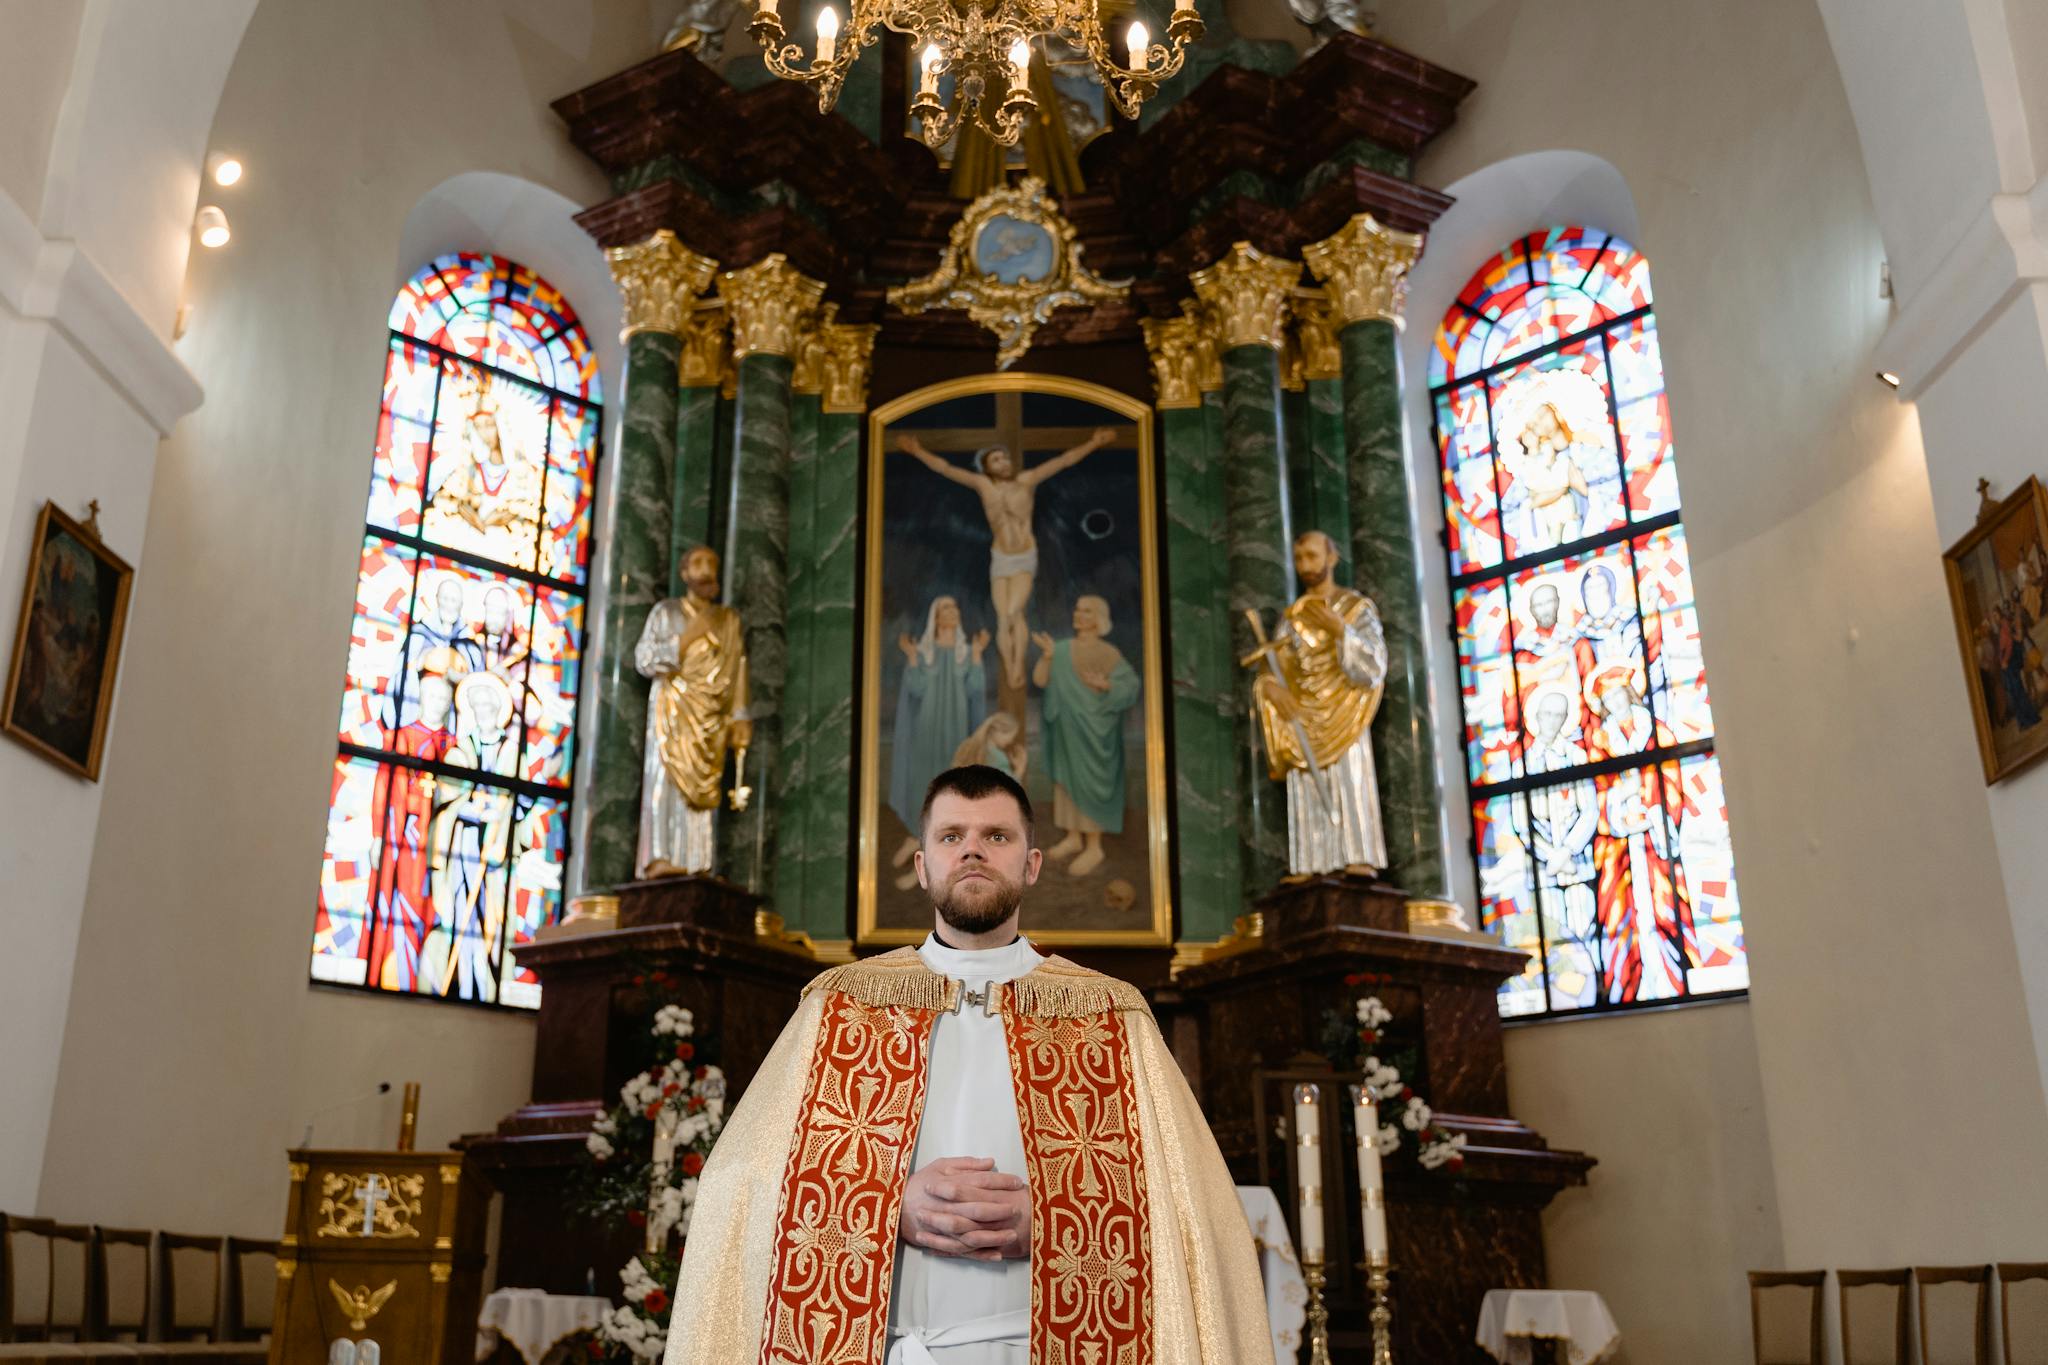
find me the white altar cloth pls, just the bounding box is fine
[476,1287,611,1365]
[1476,1288,1621,1365]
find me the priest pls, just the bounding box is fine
[661,765,1272,1364]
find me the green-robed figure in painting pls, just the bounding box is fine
[1032,593,1140,877]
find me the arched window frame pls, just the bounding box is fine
[309,252,603,1010]
[1430,227,1745,1019]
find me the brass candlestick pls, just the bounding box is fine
[396,1082,420,1151]
[1366,1251,1394,1365]
[1302,1257,1332,1365]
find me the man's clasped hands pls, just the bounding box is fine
[899,1157,1031,1262]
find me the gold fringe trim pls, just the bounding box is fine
[803,947,1150,1018]
[802,948,960,1013]
[1007,957,1152,1018]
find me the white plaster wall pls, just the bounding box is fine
[0,324,156,1215]
[34,0,658,1235]
[0,2,83,218]
[1502,1001,1782,1365]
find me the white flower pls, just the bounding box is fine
[1354,996,1393,1030]
[1375,1124,1401,1156]
[592,1114,617,1137]
[585,1131,615,1160]
[1363,1059,1402,1100]
[648,1184,687,1247]
[653,1005,695,1038]
[618,1257,656,1304]
[1401,1096,1432,1131]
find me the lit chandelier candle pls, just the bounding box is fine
[918,42,941,96]
[1008,37,1032,91]
[1350,1083,1389,1259]
[1293,1082,1325,1263]
[1126,21,1148,72]
[815,5,838,66]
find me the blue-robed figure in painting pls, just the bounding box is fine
[1032,594,1140,877]
[888,595,990,883]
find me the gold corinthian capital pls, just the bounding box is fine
[1189,242,1302,352]
[604,230,720,342]
[1302,214,1426,329]
[719,254,826,360]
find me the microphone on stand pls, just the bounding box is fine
[300,1082,393,1148]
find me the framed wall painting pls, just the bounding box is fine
[3,501,134,780]
[859,373,1171,947]
[1944,476,2048,784]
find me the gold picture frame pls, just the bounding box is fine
[859,372,1171,947]
[3,500,134,781]
[1943,475,2048,784]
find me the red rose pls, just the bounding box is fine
[682,1152,705,1176]
[585,1341,603,1358]
[1343,973,1364,986]
[632,975,646,987]
[1400,1086,1413,1100]
[662,1083,680,1098]
[651,970,671,985]
[686,1096,705,1112]
[675,1042,695,1061]
[642,1289,669,1315]
[644,1103,662,1120]
[1359,1029,1378,1046]
[693,1064,708,1080]
[626,1210,646,1227]
[1447,1156,1465,1172]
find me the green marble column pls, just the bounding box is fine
[581,329,682,892]
[669,381,720,594]
[774,390,823,920]
[717,351,794,895]
[1303,376,1354,588]
[798,407,862,942]
[1162,396,1242,943]
[1219,346,1293,899]
[1342,319,1447,896]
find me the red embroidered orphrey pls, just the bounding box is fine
[758,994,936,1365]
[1007,1008,1154,1365]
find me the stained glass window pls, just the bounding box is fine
[312,254,602,1009]
[1432,228,1745,1019]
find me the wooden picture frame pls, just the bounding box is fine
[3,501,134,781]
[1943,476,2048,784]
[859,373,1170,948]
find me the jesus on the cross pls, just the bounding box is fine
[894,427,1117,692]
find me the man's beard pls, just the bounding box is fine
[931,865,1023,935]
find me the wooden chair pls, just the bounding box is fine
[155,1237,221,1344]
[1,1217,56,1344]
[1839,1268,1911,1365]
[91,1229,151,1346]
[1750,1270,1826,1365]
[1999,1264,2048,1365]
[1919,1264,1992,1365]
[45,1225,92,1343]
[220,1242,275,1344]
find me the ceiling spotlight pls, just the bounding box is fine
[206,153,243,188]
[1876,370,1902,388]
[196,205,231,249]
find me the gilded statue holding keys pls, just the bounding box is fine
[1243,530,1389,879]
[635,545,751,877]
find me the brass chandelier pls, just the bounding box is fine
[748,0,1203,147]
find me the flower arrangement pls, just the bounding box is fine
[1325,974,1466,1175]
[574,969,727,1363]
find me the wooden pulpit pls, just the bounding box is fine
[268,1149,491,1365]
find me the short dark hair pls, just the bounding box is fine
[920,764,1034,843]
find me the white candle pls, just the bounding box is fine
[1293,1082,1324,1264]
[756,0,778,17]
[815,6,838,65]
[1008,37,1032,91]
[1126,21,1149,72]
[919,43,942,95]
[1351,1083,1388,1259]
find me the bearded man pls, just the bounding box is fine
[662,765,1272,1364]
